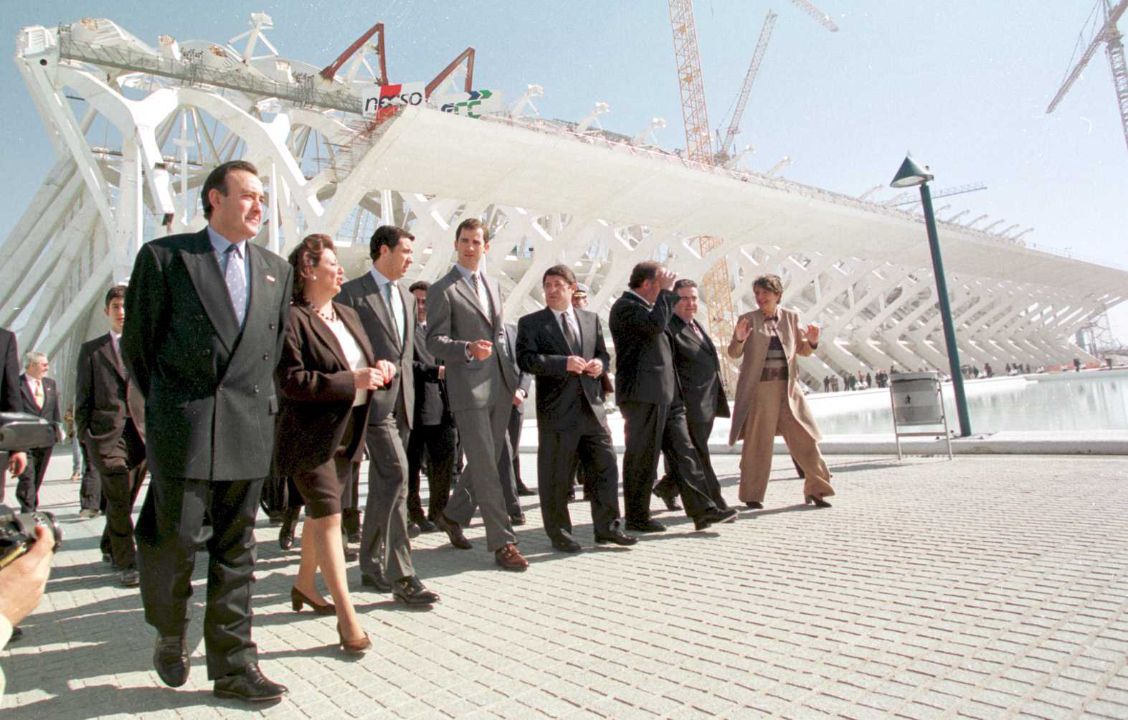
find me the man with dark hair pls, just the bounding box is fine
[654,279,730,511]
[517,265,635,552]
[122,159,292,702]
[75,284,147,587]
[339,225,438,605]
[405,279,457,532]
[609,262,737,533]
[426,218,527,570]
[16,351,60,512]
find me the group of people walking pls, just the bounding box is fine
[5,160,837,704]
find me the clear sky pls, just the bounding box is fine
[2,1,1126,341]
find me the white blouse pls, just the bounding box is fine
[324,315,368,407]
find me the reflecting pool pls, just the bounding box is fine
[812,370,1128,435]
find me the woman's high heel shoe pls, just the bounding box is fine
[291,587,336,615]
[805,495,831,508]
[338,623,372,655]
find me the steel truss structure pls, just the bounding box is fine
[7,17,1127,401]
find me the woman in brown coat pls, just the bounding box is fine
[275,233,391,655]
[727,274,835,508]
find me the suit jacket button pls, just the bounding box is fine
[200,349,210,357]
[263,353,269,360]
[253,385,260,394]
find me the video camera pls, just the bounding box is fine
[0,504,60,569]
[0,411,62,451]
[0,412,63,569]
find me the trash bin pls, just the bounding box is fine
[890,372,944,425]
[888,371,953,460]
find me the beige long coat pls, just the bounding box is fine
[726,306,821,446]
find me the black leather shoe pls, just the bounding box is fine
[652,481,682,511]
[693,507,739,531]
[343,545,359,562]
[9,626,22,642]
[416,518,437,533]
[278,507,298,550]
[594,522,638,546]
[392,575,440,605]
[435,513,472,549]
[153,634,190,688]
[509,512,526,526]
[120,567,140,587]
[101,552,113,565]
[407,521,421,538]
[550,535,582,553]
[213,663,288,703]
[361,567,393,593]
[626,519,666,533]
[516,484,536,497]
[744,501,763,509]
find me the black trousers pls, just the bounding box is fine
[538,414,621,539]
[78,444,103,511]
[508,407,527,489]
[90,422,147,569]
[16,446,53,512]
[406,421,456,522]
[619,400,715,524]
[657,417,728,510]
[135,475,264,679]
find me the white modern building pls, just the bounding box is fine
[7,16,1126,400]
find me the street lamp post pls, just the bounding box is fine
[890,154,973,437]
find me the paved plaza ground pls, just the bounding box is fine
[3,450,1128,718]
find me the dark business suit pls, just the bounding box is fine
[274,304,373,512]
[407,319,456,522]
[0,328,21,500]
[499,322,532,515]
[122,227,292,679]
[16,373,60,512]
[75,333,147,569]
[608,290,716,525]
[338,271,417,583]
[517,307,622,539]
[426,265,518,552]
[657,315,731,509]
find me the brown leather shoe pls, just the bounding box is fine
[494,543,528,571]
[435,513,472,550]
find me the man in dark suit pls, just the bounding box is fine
[0,328,27,505]
[426,218,527,570]
[608,262,738,533]
[406,280,456,534]
[655,279,731,511]
[498,321,534,524]
[339,225,438,606]
[122,160,292,702]
[517,265,636,552]
[16,351,60,512]
[75,285,147,587]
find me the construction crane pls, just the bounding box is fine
[715,10,778,166]
[668,0,713,164]
[1046,0,1128,152]
[667,0,736,389]
[887,182,987,207]
[790,0,839,33]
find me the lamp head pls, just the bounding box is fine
[890,154,934,188]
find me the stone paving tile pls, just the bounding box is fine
[3,453,1128,718]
